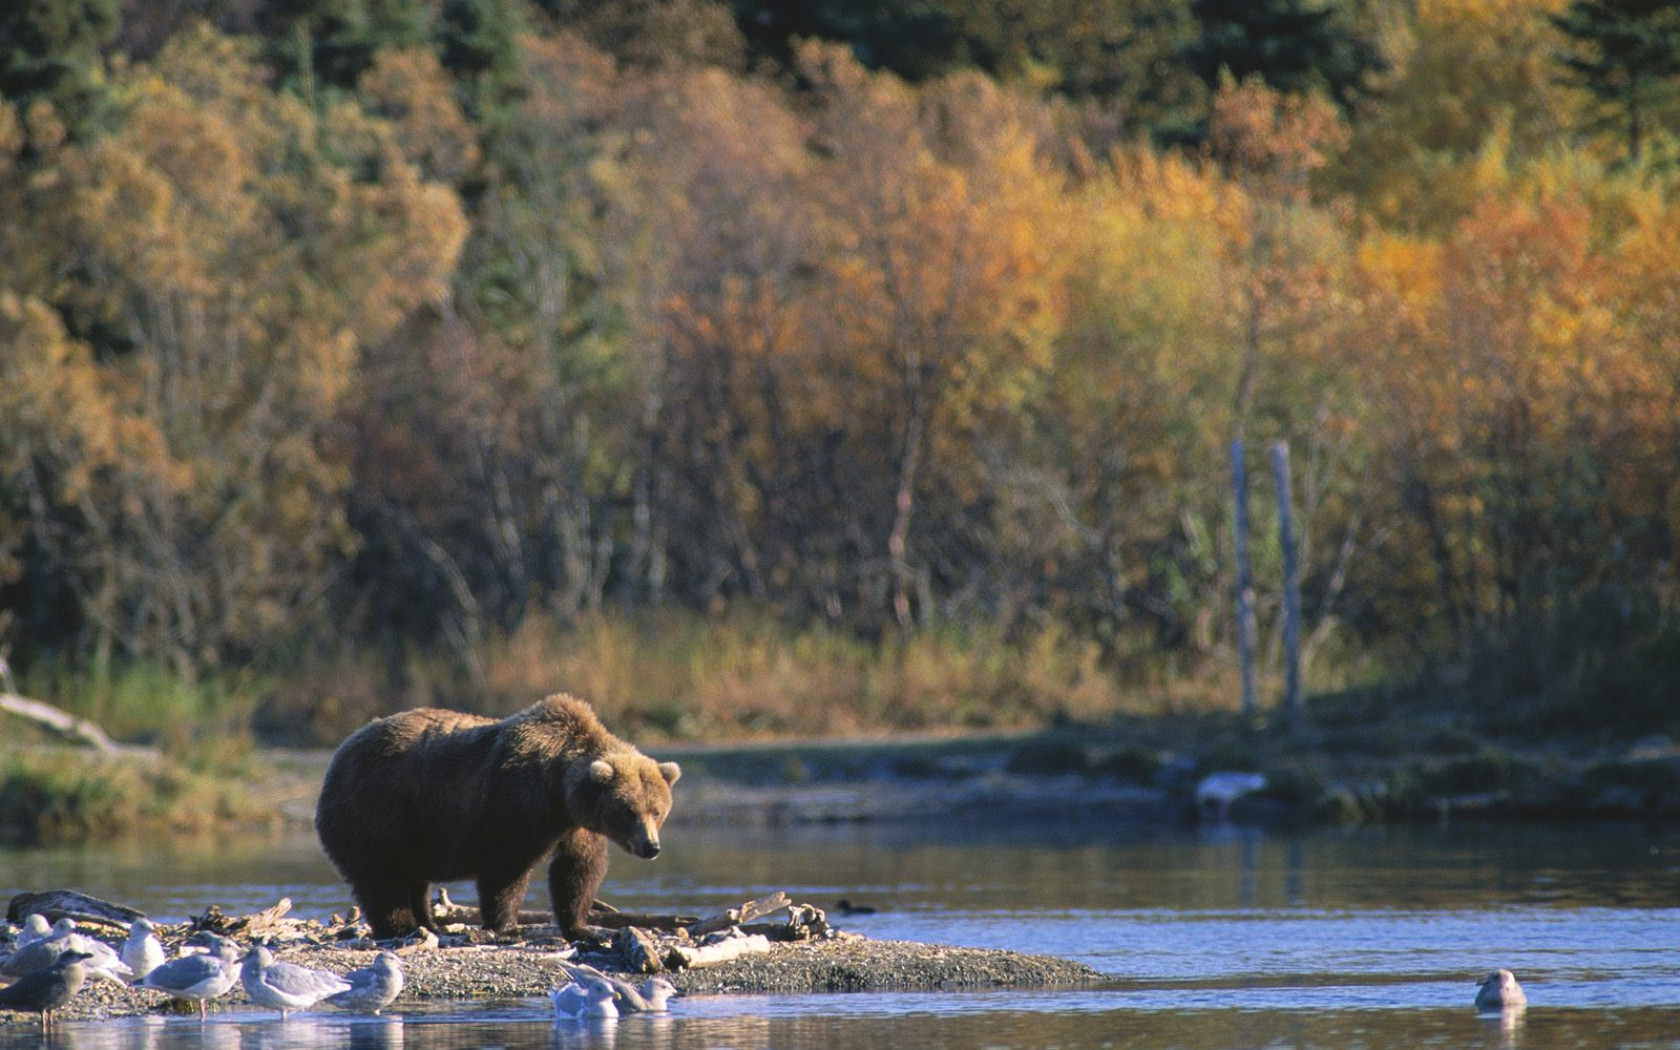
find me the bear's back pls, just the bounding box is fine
[317,708,507,841]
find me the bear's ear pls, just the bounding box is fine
[589,758,616,784]
[658,761,682,786]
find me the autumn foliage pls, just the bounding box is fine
[2,0,1678,739]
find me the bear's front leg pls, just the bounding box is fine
[548,827,609,937]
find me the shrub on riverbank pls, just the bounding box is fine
[0,749,277,845]
[253,611,1153,745]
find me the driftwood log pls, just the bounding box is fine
[690,892,793,936]
[6,890,146,930]
[429,888,699,932]
[669,933,772,969]
[191,897,297,939]
[0,693,124,754]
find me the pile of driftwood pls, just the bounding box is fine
[424,888,837,972]
[6,887,839,977]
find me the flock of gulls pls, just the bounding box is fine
[0,911,680,1030]
[0,913,405,1028]
[1,909,1529,1030]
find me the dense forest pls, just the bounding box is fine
[2,0,1679,743]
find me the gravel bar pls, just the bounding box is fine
[9,936,1105,1024]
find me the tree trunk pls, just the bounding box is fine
[1271,441,1303,726]
[1231,439,1258,717]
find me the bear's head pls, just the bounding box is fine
[574,752,681,859]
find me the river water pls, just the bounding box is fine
[2,816,1677,1049]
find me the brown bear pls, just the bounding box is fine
[314,694,680,939]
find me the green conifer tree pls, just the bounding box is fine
[1183,0,1380,111]
[0,0,120,119]
[1551,0,1680,161]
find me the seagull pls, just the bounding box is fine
[0,949,93,1030]
[559,961,678,1013]
[122,918,167,982]
[140,935,240,1019]
[549,979,619,1020]
[1195,771,1268,820]
[1475,969,1527,1010]
[240,945,352,1019]
[322,951,405,1014]
[13,914,52,951]
[1,918,131,983]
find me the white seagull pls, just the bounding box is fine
[121,918,167,983]
[559,960,678,1013]
[139,935,241,1019]
[1475,969,1527,1011]
[240,945,352,1019]
[1,918,131,984]
[550,979,619,1020]
[322,951,405,1014]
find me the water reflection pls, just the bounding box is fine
[9,1003,1680,1050]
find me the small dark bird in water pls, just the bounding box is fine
[835,899,878,916]
[0,949,94,1029]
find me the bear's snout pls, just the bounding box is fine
[627,831,662,859]
[624,820,663,859]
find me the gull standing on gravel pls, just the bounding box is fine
[322,951,405,1014]
[0,950,93,1030]
[13,914,52,951]
[240,945,352,1019]
[2,918,131,983]
[1475,969,1527,1011]
[122,918,167,982]
[140,935,241,1019]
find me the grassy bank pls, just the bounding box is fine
[246,611,1217,746]
[4,609,1677,840]
[0,746,280,845]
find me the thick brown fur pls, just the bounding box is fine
[315,694,680,938]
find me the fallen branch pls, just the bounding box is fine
[668,934,772,969]
[432,888,554,927]
[6,890,146,930]
[0,692,121,754]
[193,897,295,939]
[689,892,792,937]
[429,889,695,931]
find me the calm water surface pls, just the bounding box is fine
[3,817,1678,1049]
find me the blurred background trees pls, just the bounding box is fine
[2,0,1678,740]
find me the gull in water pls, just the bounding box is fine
[323,951,405,1014]
[1,918,131,983]
[550,979,619,1020]
[0,949,93,1030]
[559,961,677,1013]
[240,945,352,1019]
[122,918,167,983]
[1475,969,1527,1011]
[140,935,240,1019]
[1195,771,1267,821]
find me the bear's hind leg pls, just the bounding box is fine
[476,867,533,931]
[356,880,428,938]
[547,828,608,937]
[410,882,436,930]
